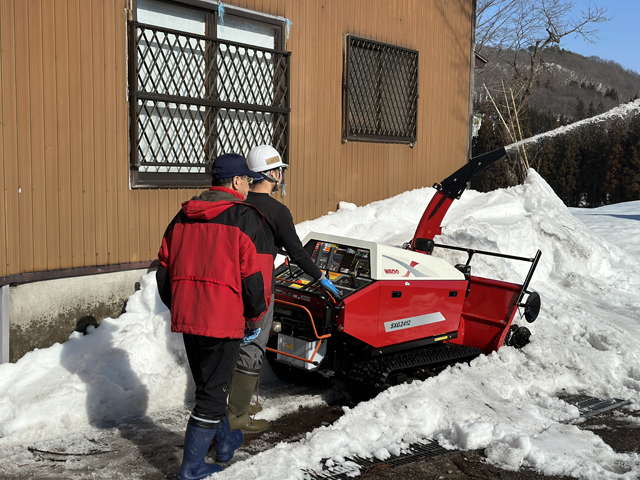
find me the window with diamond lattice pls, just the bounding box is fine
[343,35,418,144]
[129,0,290,187]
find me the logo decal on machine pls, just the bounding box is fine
[381,255,427,277]
[384,312,446,332]
[384,268,400,274]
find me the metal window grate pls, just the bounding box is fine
[343,35,418,144]
[129,21,290,187]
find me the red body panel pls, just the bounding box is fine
[451,275,521,354]
[339,283,381,345]
[371,279,466,348]
[411,191,454,246]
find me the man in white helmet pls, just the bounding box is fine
[226,145,341,432]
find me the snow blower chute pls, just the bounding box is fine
[266,147,541,396]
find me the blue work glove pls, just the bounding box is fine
[243,327,261,345]
[318,274,342,300]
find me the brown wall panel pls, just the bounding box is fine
[148,189,159,262]
[28,0,48,273]
[80,0,96,267]
[128,189,141,263]
[279,0,294,217]
[138,190,150,263]
[55,0,73,271]
[15,0,35,274]
[157,188,169,253]
[300,0,313,221]
[43,0,61,272]
[290,0,304,221]
[92,0,108,266]
[1,0,473,279]
[68,0,85,269]
[104,0,119,265]
[0,3,5,279]
[0,0,20,279]
[115,0,131,265]
[329,0,341,212]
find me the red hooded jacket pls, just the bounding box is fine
[157,187,273,339]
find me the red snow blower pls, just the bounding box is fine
[265,147,541,396]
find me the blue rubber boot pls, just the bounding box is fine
[214,415,243,463]
[178,424,223,480]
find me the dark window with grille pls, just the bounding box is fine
[129,0,290,187]
[343,35,418,145]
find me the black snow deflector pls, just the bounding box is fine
[411,147,508,246]
[440,147,507,199]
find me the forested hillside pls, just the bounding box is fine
[472,47,640,207]
[476,46,640,121]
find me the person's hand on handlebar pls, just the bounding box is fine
[318,274,342,300]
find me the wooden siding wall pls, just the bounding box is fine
[0,0,473,279]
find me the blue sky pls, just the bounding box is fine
[560,0,640,74]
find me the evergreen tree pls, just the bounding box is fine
[574,97,586,121]
[472,114,501,155]
[536,137,560,188]
[528,109,560,136]
[587,101,597,118]
[578,123,607,206]
[620,115,640,201]
[557,134,581,205]
[603,119,626,203]
[471,114,511,192]
[605,88,619,101]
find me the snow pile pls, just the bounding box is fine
[0,273,188,442]
[222,169,640,479]
[1,169,640,479]
[0,276,326,447]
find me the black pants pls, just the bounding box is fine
[183,334,241,425]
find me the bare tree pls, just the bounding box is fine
[475,0,609,181]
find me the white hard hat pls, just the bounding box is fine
[247,145,289,173]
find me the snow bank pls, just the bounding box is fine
[1,169,639,479]
[222,169,640,479]
[0,273,189,444]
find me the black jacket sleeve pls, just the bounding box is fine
[275,206,323,280]
[156,265,172,309]
[241,271,267,325]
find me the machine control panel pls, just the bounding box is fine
[305,240,371,278]
[275,239,373,298]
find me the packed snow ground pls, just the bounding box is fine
[1,170,640,479]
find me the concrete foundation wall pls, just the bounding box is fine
[7,269,153,363]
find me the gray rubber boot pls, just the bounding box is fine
[228,370,269,432]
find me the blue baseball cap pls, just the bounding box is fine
[211,153,263,180]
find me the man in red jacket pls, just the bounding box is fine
[156,153,272,480]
